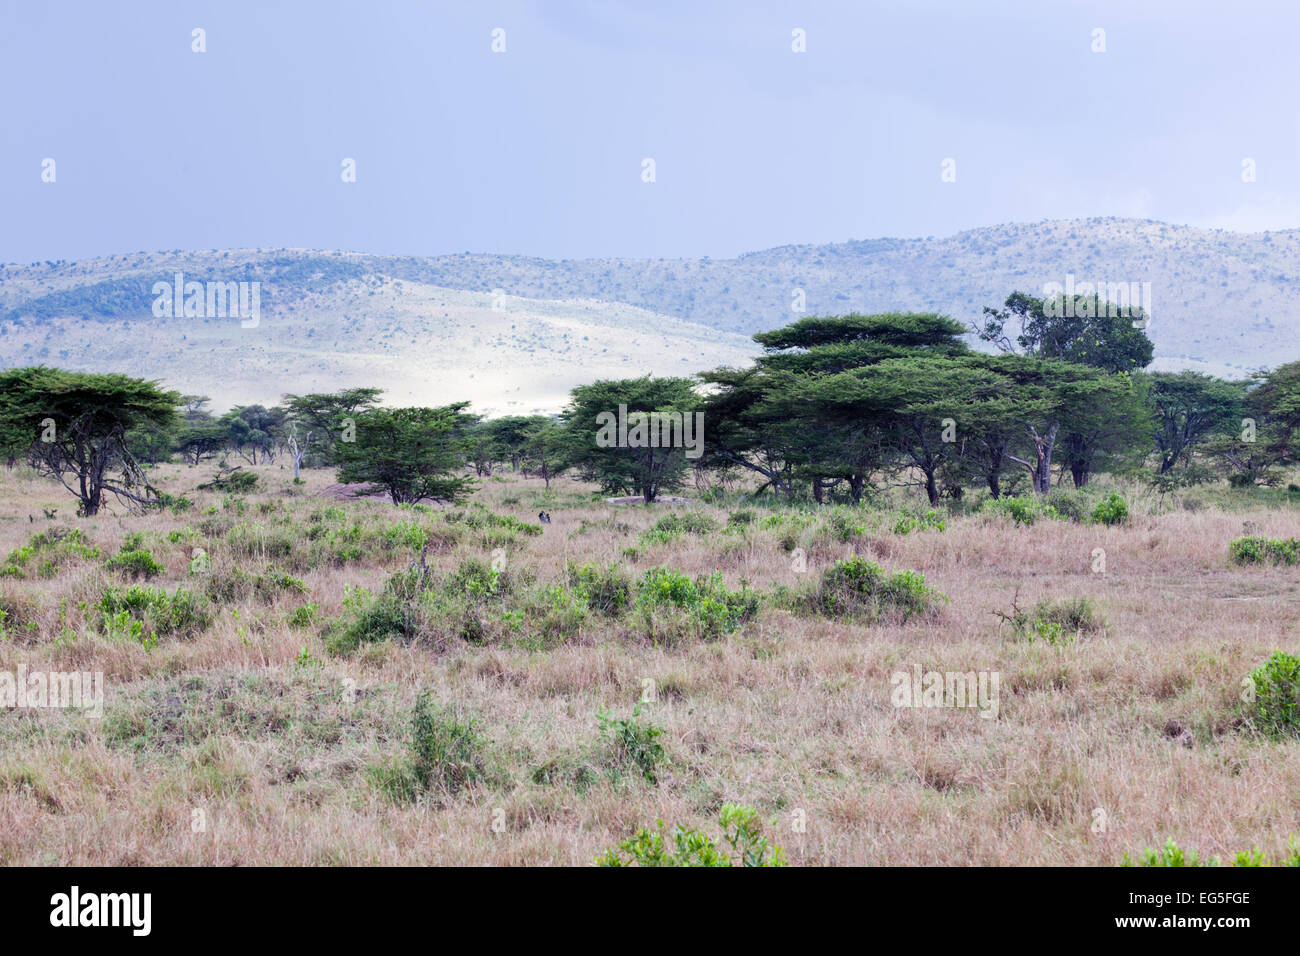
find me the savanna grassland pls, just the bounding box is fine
[1,462,1299,866]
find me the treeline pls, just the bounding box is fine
[1,291,1298,515]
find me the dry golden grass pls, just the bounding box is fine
[1,461,1298,866]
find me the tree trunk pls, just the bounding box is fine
[924,470,940,506]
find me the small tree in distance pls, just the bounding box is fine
[336,403,475,505]
[0,366,179,515]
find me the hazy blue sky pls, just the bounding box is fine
[3,0,1298,264]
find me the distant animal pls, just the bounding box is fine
[538,511,551,524]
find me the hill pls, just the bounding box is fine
[2,217,1297,407]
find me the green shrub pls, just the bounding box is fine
[642,511,718,544]
[1120,837,1300,867]
[1121,838,1218,867]
[1091,492,1129,526]
[635,567,759,640]
[1,528,101,579]
[1245,650,1300,737]
[1230,536,1300,566]
[410,692,497,796]
[449,558,512,599]
[981,495,1061,526]
[199,470,259,493]
[725,510,756,532]
[98,584,211,641]
[526,584,588,648]
[808,557,942,622]
[827,507,868,542]
[1045,488,1090,522]
[893,510,946,534]
[105,548,165,579]
[444,505,541,538]
[381,519,431,553]
[1003,596,1102,645]
[595,703,667,784]
[596,804,786,867]
[287,602,319,628]
[203,567,307,604]
[567,563,632,616]
[323,586,423,654]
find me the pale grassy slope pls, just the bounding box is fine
[0,274,759,413]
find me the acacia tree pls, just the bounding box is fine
[1147,372,1244,473]
[976,291,1154,373]
[283,387,382,466]
[174,396,228,465]
[336,403,474,505]
[563,376,701,503]
[520,419,571,489]
[1246,361,1300,471]
[977,291,1155,488]
[0,367,178,515]
[702,313,969,501]
[1209,361,1300,484]
[224,404,284,464]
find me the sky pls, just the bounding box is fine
[3,0,1299,265]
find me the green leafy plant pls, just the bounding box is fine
[1121,838,1218,867]
[1,527,101,579]
[596,804,787,867]
[410,692,496,796]
[596,702,667,784]
[1245,650,1300,737]
[1121,836,1300,867]
[981,495,1062,526]
[98,584,211,641]
[1230,536,1299,566]
[635,567,759,639]
[827,507,868,542]
[641,511,719,544]
[105,548,165,579]
[1090,492,1129,526]
[999,595,1102,645]
[807,556,942,621]
[287,602,319,628]
[893,509,946,534]
[566,563,632,616]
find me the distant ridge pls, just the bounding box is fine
[2,217,1296,408]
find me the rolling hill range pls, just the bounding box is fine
[0,257,760,414]
[1,217,1297,410]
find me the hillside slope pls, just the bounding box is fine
[2,217,1297,407]
[0,259,758,413]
